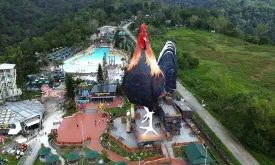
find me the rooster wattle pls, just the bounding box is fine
[123,24,166,111]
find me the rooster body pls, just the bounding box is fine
[124,24,177,111]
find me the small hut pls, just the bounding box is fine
[115,162,127,165]
[38,147,51,162]
[86,150,99,163]
[46,154,59,165]
[67,152,80,164]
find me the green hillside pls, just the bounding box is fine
[151,28,275,165]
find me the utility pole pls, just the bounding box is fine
[80,120,85,165]
[205,145,208,165]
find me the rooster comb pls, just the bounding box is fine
[138,24,149,49]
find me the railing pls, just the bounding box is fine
[183,118,203,143]
[56,137,91,146]
[144,157,171,165]
[172,141,201,148]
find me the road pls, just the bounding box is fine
[123,21,259,165]
[122,22,137,43]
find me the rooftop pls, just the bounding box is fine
[160,102,181,116]
[173,100,192,111]
[90,84,117,93]
[0,64,15,70]
[0,100,45,125]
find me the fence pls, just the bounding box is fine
[192,117,232,165]
[182,118,203,143]
[144,158,171,165]
[108,130,162,153]
[56,137,91,146]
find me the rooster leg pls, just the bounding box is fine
[130,103,135,120]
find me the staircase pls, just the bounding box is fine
[85,109,97,114]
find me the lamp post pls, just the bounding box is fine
[137,157,141,165]
[74,89,78,111]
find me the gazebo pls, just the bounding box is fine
[86,150,99,163]
[38,147,51,162]
[115,162,127,165]
[182,143,213,165]
[67,152,80,164]
[46,154,59,165]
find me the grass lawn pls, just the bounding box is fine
[1,154,20,165]
[173,146,185,158]
[19,90,41,101]
[0,138,13,148]
[152,28,275,164]
[104,107,128,116]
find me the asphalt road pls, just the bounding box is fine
[123,21,260,165]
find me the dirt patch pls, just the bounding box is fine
[250,74,261,80]
[216,41,232,46]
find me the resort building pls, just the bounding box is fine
[0,100,45,136]
[0,64,22,103]
[90,84,117,102]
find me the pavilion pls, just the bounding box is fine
[182,142,213,165]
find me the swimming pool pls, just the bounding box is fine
[62,48,122,73]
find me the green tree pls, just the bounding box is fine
[102,53,107,68]
[217,16,229,33]
[114,31,120,48]
[189,15,199,28]
[65,73,75,98]
[103,69,108,84]
[253,23,271,44]
[97,63,104,83]
[48,132,58,142]
[99,150,109,161]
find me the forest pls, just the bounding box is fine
[162,0,275,43]
[0,0,275,163]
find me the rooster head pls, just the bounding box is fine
[127,24,162,76]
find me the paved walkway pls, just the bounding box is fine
[176,82,259,165]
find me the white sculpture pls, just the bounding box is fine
[139,107,157,135]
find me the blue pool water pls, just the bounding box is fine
[63,47,122,73]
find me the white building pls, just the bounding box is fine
[0,100,45,136]
[0,64,22,103]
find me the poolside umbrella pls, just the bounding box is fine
[86,150,99,160]
[67,152,80,162]
[38,147,51,156]
[115,162,127,165]
[46,154,59,164]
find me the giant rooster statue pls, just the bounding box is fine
[123,24,178,112]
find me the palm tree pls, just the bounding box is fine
[48,132,58,142]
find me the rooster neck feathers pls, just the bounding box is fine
[127,24,162,77]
